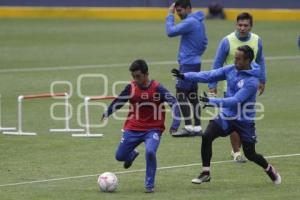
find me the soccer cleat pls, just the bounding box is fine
[230,150,235,158]
[191,172,211,184]
[193,126,204,136]
[144,188,154,193]
[171,128,200,137]
[231,151,247,163]
[123,150,139,169]
[193,130,204,136]
[266,165,281,185]
[171,128,192,137]
[234,154,247,163]
[273,173,282,185]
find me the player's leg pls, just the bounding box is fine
[187,63,202,135]
[237,122,281,184]
[172,64,201,137]
[230,131,246,163]
[176,87,192,126]
[192,120,225,184]
[171,87,193,137]
[187,87,202,136]
[221,85,244,162]
[115,130,142,169]
[143,130,161,192]
[242,141,281,184]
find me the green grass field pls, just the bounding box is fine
[0,19,300,200]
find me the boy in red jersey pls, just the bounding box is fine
[102,59,180,193]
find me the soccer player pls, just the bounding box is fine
[166,0,208,137]
[102,59,180,193]
[208,12,267,162]
[172,45,281,185]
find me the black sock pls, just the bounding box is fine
[176,89,192,125]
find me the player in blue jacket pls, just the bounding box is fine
[208,13,267,162]
[166,0,208,137]
[172,45,281,185]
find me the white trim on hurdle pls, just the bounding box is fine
[49,93,84,133]
[3,92,83,136]
[72,97,103,137]
[0,95,16,131]
[3,96,36,136]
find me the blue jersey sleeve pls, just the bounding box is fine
[208,38,230,89]
[209,81,258,107]
[156,84,181,130]
[166,14,194,37]
[184,67,228,83]
[104,84,130,117]
[255,38,267,84]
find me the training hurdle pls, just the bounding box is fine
[3,92,83,136]
[72,96,116,138]
[0,95,16,131]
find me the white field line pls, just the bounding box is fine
[0,55,299,74]
[0,153,299,188]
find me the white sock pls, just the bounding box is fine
[194,126,202,132]
[202,167,210,172]
[265,164,271,171]
[185,125,193,132]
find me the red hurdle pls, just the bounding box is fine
[3,92,83,136]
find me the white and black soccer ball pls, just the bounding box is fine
[97,172,118,192]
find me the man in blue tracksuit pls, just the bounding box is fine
[166,0,207,137]
[172,45,281,185]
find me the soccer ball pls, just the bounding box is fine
[97,172,118,192]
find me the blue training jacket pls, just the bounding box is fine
[184,63,261,122]
[166,11,208,65]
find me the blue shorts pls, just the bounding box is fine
[176,63,201,90]
[214,115,257,143]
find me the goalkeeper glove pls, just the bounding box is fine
[171,68,184,79]
[199,92,213,109]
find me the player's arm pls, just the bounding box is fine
[208,38,230,93]
[165,14,193,37]
[256,38,267,95]
[102,84,131,120]
[174,66,227,83]
[156,85,181,133]
[202,81,258,107]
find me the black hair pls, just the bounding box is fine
[237,12,253,26]
[129,59,148,74]
[237,45,254,62]
[175,0,192,9]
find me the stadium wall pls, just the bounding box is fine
[0,0,300,21]
[1,0,300,9]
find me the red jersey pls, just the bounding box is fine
[123,80,166,132]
